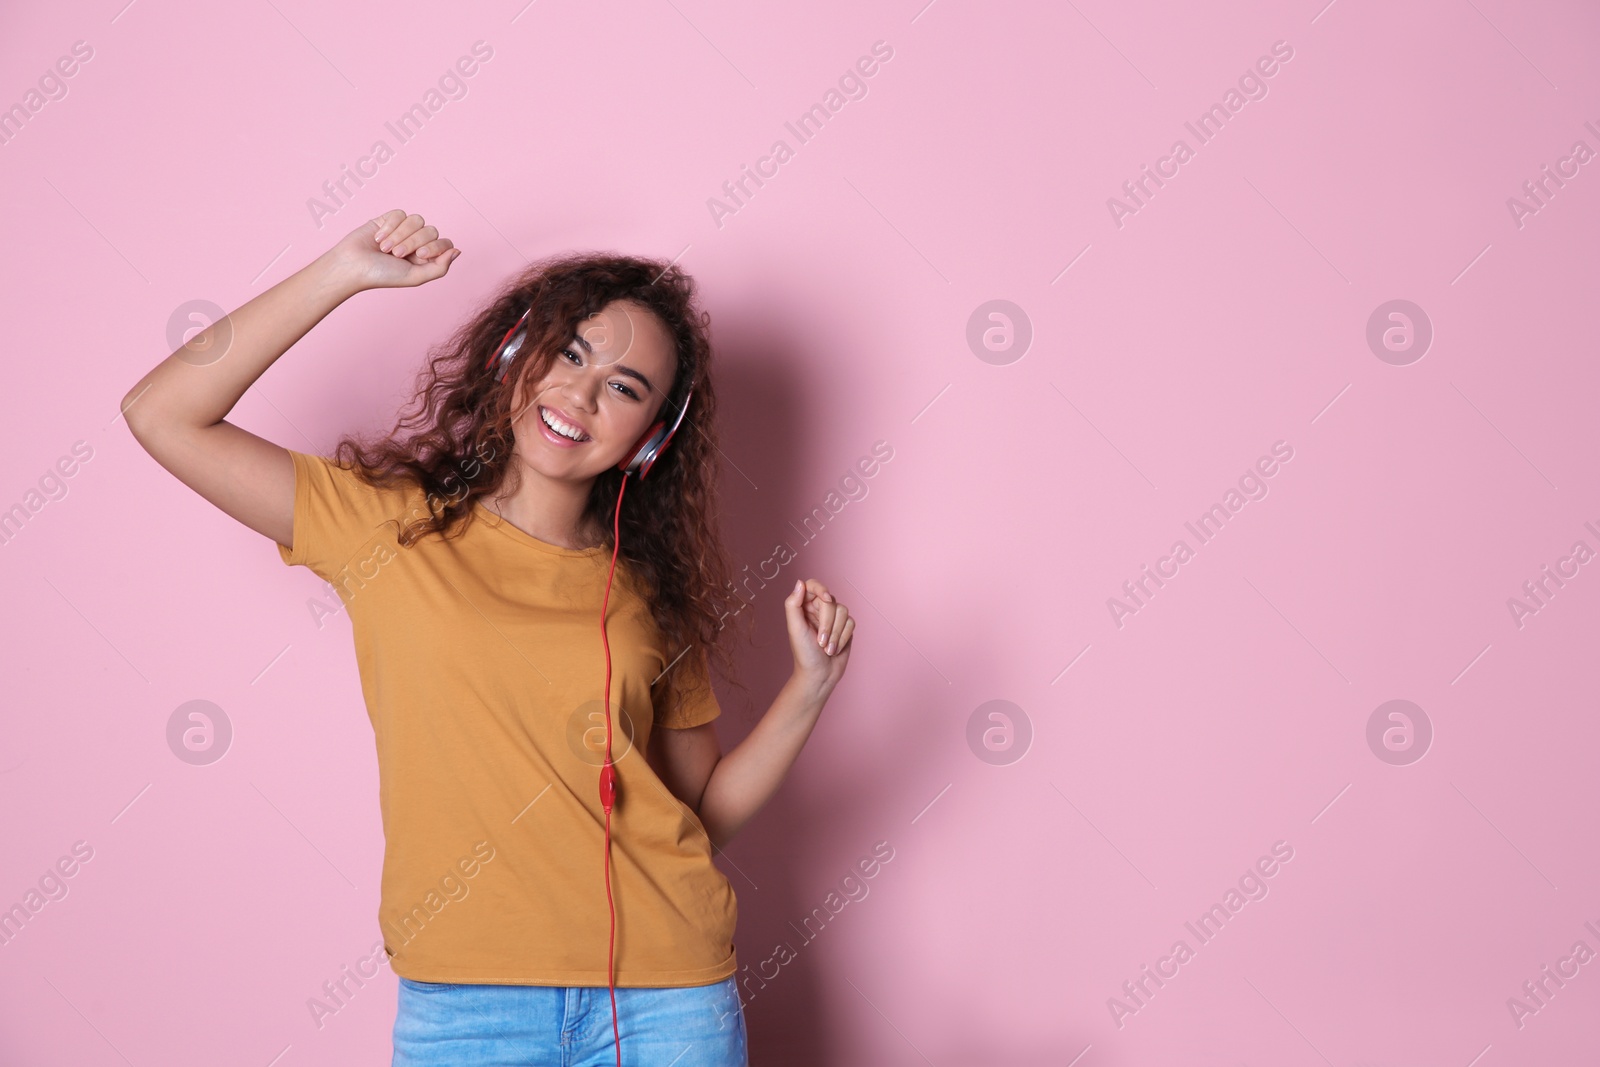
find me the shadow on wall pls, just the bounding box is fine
[703,309,955,1065]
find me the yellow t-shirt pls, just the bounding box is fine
[275,449,738,987]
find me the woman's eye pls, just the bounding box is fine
[560,345,635,399]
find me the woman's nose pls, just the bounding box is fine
[557,370,602,411]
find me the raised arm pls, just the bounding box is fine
[652,578,856,850]
[120,211,461,548]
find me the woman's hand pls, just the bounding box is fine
[325,209,461,291]
[785,578,854,690]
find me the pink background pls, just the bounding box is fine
[3,0,1599,1063]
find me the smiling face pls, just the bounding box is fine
[508,298,680,482]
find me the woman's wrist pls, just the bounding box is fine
[787,666,836,707]
[309,246,373,302]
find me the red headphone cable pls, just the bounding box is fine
[486,306,693,1065]
[598,472,629,1067]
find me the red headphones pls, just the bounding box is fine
[487,302,692,1066]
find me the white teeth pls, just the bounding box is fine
[540,407,586,441]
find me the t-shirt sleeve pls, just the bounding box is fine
[654,646,722,730]
[276,449,409,584]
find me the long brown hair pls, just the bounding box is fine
[331,251,750,722]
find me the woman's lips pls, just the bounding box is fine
[537,405,588,448]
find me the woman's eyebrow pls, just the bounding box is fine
[572,334,655,394]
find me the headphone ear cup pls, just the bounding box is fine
[489,308,534,383]
[618,387,694,479]
[618,422,668,478]
[492,330,524,382]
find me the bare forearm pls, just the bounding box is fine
[121,250,361,434]
[698,671,833,848]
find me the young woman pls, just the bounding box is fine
[122,209,855,1067]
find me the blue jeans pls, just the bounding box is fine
[392,975,748,1067]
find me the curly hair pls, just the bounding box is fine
[329,250,751,723]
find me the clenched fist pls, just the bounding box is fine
[328,209,462,291]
